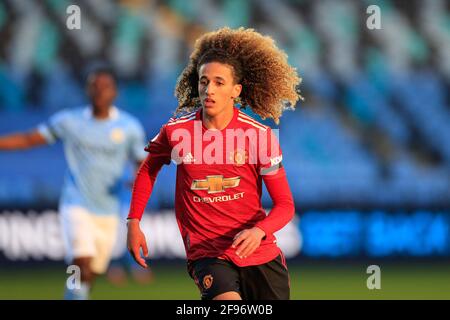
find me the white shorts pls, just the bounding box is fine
[59,205,119,274]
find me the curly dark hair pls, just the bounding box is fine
[174,27,303,124]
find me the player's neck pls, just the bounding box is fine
[202,106,234,130]
[92,105,111,119]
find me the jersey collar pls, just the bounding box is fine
[83,106,119,121]
[196,106,238,131]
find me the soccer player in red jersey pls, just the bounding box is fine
[127,27,302,300]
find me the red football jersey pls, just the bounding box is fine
[128,107,294,267]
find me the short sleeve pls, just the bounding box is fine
[36,110,69,144]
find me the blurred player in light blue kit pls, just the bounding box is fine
[0,67,148,299]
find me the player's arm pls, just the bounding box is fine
[232,170,295,259]
[255,171,295,236]
[123,159,146,189]
[127,125,172,268]
[253,128,295,237]
[0,130,48,150]
[129,121,149,181]
[127,218,148,268]
[127,154,166,268]
[0,110,69,151]
[233,128,295,258]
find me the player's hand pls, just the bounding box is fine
[127,219,149,268]
[232,227,266,259]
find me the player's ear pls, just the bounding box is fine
[232,83,242,99]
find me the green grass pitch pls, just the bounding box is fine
[0,261,449,300]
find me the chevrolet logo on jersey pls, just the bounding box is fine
[191,175,241,194]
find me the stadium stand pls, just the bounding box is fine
[0,0,449,210]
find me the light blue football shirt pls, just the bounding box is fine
[38,106,147,215]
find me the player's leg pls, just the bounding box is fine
[60,206,97,300]
[130,259,154,284]
[107,213,154,285]
[64,258,96,300]
[240,253,290,300]
[188,258,242,300]
[106,260,128,286]
[89,214,120,285]
[73,257,96,283]
[106,217,129,286]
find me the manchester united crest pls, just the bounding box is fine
[229,149,248,166]
[203,274,214,290]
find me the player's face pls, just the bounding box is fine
[198,62,242,118]
[87,73,117,110]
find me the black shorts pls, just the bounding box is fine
[187,254,290,300]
